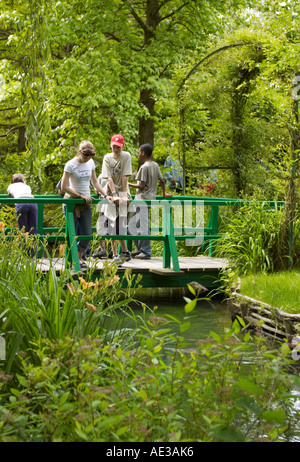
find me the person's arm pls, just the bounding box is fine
[159,178,172,197]
[121,175,128,193]
[119,175,130,202]
[91,170,110,198]
[7,185,14,198]
[128,180,146,190]
[101,156,118,199]
[105,177,118,198]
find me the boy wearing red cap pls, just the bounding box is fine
[96,134,133,265]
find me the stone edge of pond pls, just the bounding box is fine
[228,286,300,343]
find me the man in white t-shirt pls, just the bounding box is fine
[96,134,133,265]
[128,144,170,259]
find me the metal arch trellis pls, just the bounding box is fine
[176,41,262,196]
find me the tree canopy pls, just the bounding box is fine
[0,0,299,202]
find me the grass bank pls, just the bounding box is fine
[239,270,300,314]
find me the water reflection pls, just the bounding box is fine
[147,297,232,343]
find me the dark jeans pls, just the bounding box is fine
[74,206,92,254]
[129,206,151,257]
[15,202,38,234]
[62,204,91,257]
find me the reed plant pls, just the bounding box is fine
[0,226,142,373]
[214,202,286,274]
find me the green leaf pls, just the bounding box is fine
[154,344,162,354]
[59,392,70,406]
[187,284,196,296]
[236,315,246,327]
[210,331,221,342]
[184,298,197,314]
[10,388,20,398]
[236,378,265,395]
[116,347,123,358]
[237,395,262,416]
[139,389,147,400]
[180,321,191,333]
[262,409,285,424]
[116,426,129,437]
[146,338,154,350]
[74,426,89,441]
[16,374,27,387]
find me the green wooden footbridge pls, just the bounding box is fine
[0,195,285,290]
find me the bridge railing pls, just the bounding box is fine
[0,195,285,272]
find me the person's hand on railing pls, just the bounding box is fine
[80,194,94,206]
[112,195,129,205]
[164,192,173,198]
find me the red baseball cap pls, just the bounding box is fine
[111,134,125,147]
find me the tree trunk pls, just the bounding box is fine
[138,0,160,147]
[139,88,155,147]
[18,126,26,153]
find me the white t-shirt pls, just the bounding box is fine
[64,157,95,196]
[135,161,163,200]
[7,182,33,198]
[101,151,132,195]
[100,151,134,221]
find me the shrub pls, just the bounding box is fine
[214,202,285,274]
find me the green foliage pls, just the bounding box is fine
[0,0,299,206]
[0,232,299,442]
[0,312,299,442]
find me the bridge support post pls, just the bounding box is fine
[65,203,80,272]
[208,205,219,256]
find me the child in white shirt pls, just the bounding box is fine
[7,173,38,235]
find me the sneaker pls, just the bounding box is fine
[135,252,151,260]
[121,251,131,262]
[92,249,107,259]
[113,252,131,265]
[131,250,141,258]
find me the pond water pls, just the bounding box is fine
[145,296,232,342]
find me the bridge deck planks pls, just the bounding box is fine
[37,256,228,274]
